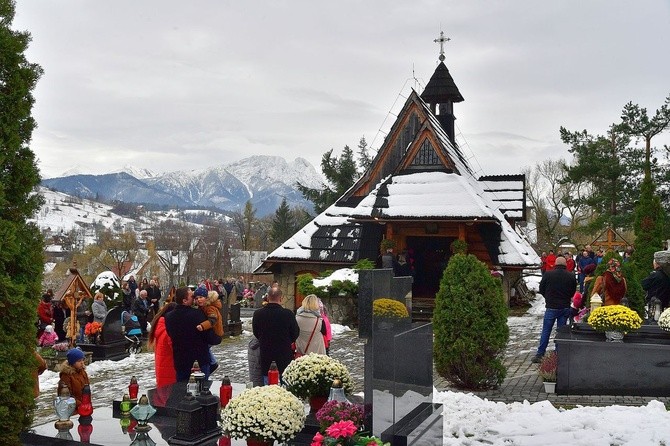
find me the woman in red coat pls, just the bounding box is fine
[148,302,177,388]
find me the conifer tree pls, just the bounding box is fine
[433,245,508,389]
[0,1,44,442]
[270,197,296,247]
[297,144,360,214]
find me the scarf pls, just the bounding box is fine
[607,259,623,282]
[296,307,320,318]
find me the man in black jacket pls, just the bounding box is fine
[165,287,219,381]
[252,287,300,383]
[532,256,576,363]
[642,251,670,312]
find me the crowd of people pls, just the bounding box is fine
[532,247,670,363]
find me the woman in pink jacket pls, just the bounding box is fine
[318,299,333,355]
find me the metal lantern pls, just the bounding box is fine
[170,392,203,443]
[196,389,221,435]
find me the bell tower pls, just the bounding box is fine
[420,31,464,146]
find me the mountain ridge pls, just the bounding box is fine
[42,155,323,216]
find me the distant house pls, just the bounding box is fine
[256,54,539,310]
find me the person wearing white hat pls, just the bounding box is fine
[38,325,58,347]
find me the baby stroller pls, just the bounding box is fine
[121,310,143,354]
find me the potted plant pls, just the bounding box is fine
[315,401,365,433]
[311,420,390,446]
[282,353,354,412]
[538,351,557,393]
[372,298,410,330]
[658,308,670,331]
[588,304,643,342]
[221,385,305,446]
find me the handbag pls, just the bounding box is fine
[294,318,319,359]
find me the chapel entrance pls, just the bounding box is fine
[405,236,454,299]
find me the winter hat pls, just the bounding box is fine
[654,251,670,266]
[66,348,85,365]
[554,256,567,266]
[194,286,208,298]
[45,325,54,333]
[583,263,597,275]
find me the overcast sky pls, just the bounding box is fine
[13,1,670,180]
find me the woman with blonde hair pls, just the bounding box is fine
[295,294,326,356]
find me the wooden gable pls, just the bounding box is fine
[342,90,471,203]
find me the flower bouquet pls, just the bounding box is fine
[53,342,69,352]
[311,421,389,446]
[221,385,305,443]
[283,354,354,400]
[84,321,102,337]
[315,401,365,432]
[587,305,642,333]
[658,308,670,332]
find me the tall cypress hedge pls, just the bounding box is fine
[433,251,509,389]
[0,1,44,443]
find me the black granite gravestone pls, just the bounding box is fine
[555,324,670,396]
[77,306,129,361]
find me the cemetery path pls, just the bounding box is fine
[34,312,670,427]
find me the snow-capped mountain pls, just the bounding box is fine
[41,155,323,216]
[111,165,158,180]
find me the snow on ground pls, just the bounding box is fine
[330,323,351,336]
[437,390,670,445]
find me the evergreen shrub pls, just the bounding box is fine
[0,2,46,443]
[433,252,509,389]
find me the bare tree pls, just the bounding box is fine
[524,159,593,250]
[98,229,138,278]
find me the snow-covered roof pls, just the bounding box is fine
[257,87,539,270]
[349,171,497,220]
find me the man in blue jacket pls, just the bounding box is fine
[532,256,577,363]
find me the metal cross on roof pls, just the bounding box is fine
[434,31,451,62]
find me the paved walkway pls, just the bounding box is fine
[432,312,670,407]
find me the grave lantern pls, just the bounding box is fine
[128,376,140,402]
[170,392,203,443]
[327,378,350,404]
[78,384,93,417]
[120,394,132,415]
[54,383,76,431]
[130,394,156,433]
[196,389,221,435]
[219,376,233,408]
[187,374,199,396]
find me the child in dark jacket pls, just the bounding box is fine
[194,288,223,373]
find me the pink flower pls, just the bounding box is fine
[325,420,357,438]
[311,432,324,446]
